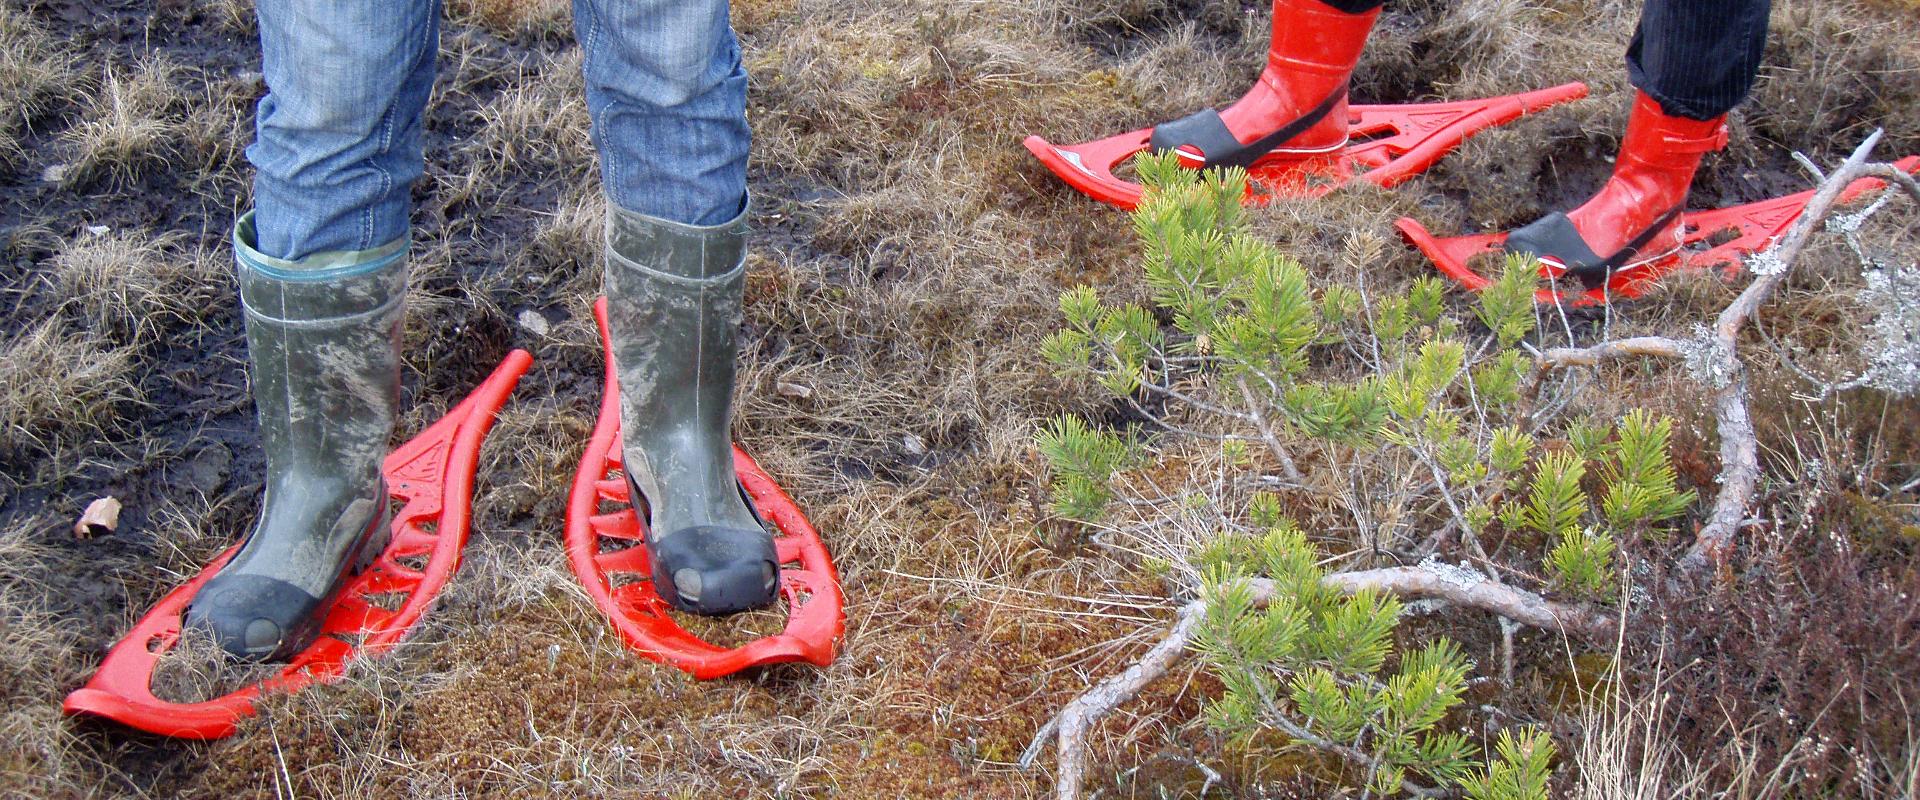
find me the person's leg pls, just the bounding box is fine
[1148,0,1381,170]
[574,0,749,226]
[1627,0,1772,121]
[1504,0,1770,285]
[576,0,777,615]
[185,0,437,660]
[247,0,440,259]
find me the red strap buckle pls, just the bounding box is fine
[1667,123,1730,153]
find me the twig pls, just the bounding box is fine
[1236,376,1305,484]
[1499,617,1519,690]
[1022,566,1613,799]
[1535,336,1683,370]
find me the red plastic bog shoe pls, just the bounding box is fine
[1024,82,1589,210]
[565,299,843,679]
[62,350,533,740]
[1397,155,1920,307]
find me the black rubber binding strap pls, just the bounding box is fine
[1506,205,1684,288]
[1148,86,1348,171]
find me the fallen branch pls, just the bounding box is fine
[1521,132,1910,572]
[1022,563,1612,799]
[1536,336,1683,370]
[1326,565,1614,641]
[1681,131,1892,569]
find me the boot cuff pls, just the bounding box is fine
[234,210,409,322]
[607,196,750,281]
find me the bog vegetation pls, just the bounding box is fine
[1,0,1918,797]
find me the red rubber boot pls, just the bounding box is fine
[1504,90,1728,285]
[1149,0,1380,170]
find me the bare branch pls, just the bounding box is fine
[1324,565,1614,641]
[1023,565,1612,799]
[1861,163,1920,206]
[1536,336,1684,370]
[1715,131,1885,341]
[1683,132,1891,569]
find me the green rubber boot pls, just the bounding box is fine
[182,212,406,661]
[605,201,779,616]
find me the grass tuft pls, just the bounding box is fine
[446,0,570,39]
[0,6,77,167]
[0,317,143,461]
[49,231,226,346]
[61,56,186,185]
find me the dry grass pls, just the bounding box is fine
[456,49,593,193]
[0,5,76,166]
[1565,641,1701,800]
[61,56,186,185]
[446,0,570,39]
[149,627,283,706]
[180,69,263,202]
[0,317,142,463]
[519,183,606,298]
[47,231,226,346]
[194,0,254,34]
[1748,0,1920,157]
[0,518,90,800]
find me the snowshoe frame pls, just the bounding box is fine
[1024,82,1590,210]
[63,350,533,740]
[565,299,844,680]
[1398,155,1920,306]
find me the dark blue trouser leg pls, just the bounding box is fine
[1627,0,1773,120]
[1314,0,1772,122]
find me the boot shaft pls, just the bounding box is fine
[1265,0,1379,85]
[1616,90,1728,176]
[603,202,758,535]
[1247,0,1379,154]
[234,212,406,486]
[608,201,748,281]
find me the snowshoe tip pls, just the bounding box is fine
[1024,82,1589,210]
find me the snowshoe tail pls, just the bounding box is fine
[1398,155,1920,306]
[565,299,844,680]
[62,350,533,740]
[1025,82,1589,210]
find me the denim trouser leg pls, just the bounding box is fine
[247,0,440,261]
[574,0,750,226]
[1627,0,1772,121]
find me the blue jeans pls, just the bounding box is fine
[248,0,750,261]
